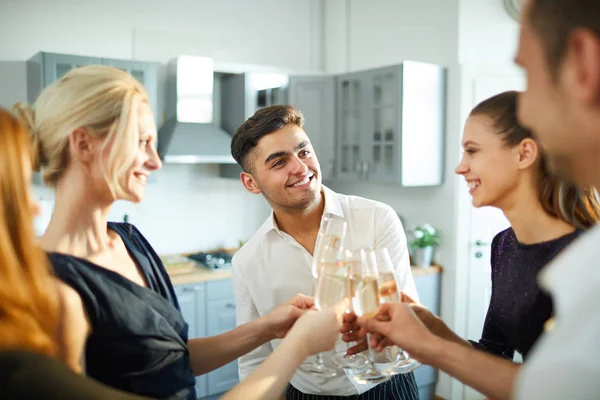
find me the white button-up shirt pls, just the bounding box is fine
[232,186,419,396]
[515,224,600,399]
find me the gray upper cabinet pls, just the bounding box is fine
[27,52,160,126]
[288,76,336,180]
[336,71,367,181]
[101,59,159,126]
[27,53,101,104]
[336,62,446,186]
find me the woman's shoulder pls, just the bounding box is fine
[492,227,515,249]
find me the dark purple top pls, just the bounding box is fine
[470,227,582,360]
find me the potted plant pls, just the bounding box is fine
[409,224,440,267]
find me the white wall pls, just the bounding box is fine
[0,0,324,70]
[323,1,461,397]
[459,0,520,65]
[0,0,323,254]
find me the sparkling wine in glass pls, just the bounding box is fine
[331,249,367,369]
[350,248,390,384]
[300,218,347,377]
[311,213,345,279]
[374,248,421,374]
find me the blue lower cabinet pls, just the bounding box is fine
[175,273,441,399]
[413,272,442,400]
[174,279,239,399]
[206,287,239,395]
[175,283,208,398]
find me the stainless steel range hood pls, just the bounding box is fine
[158,56,236,164]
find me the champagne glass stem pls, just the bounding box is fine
[317,352,325,366]
[365,333,378,372]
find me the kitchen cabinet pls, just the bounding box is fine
[219,71,288,136]
[288,76,336,180]
[205,280,238,395]
[174,283,208,398]
[101,59,159,126]
[336,70,367,181]
[413,271,442,400]
[336,62,446,186]
[174,279,239,399]
[27,52,160,126]
[219,73,336,180]
[174,271,441,400]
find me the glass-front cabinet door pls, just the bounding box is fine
[367,66,401,183]
[101,59,159,126]
[336,71,366,180]
[43,54,102,85]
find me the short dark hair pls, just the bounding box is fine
[528,0,600,76]
[230,104,304,172]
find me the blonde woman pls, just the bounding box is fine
[13,65,331,400]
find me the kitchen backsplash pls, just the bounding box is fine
[33,164,270,255]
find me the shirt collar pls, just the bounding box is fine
[260,185,344,237]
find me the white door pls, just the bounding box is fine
[457,65,525,400]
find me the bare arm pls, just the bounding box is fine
[220,332,307,400]
[55,280,90,374]
[222,301,347,400]
[188,294,314,376]
[424,336,519,400]
[403,293,472,348]
[188,317,273,375]
[360,303,519,400]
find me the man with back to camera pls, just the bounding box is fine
[229,104,420,399]
[358,1,600,399]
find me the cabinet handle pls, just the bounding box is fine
[363,161,369,177]
[183,286,203,292]
[356,162,363,174]
[226,303,236,309]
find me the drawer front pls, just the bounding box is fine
[414,273,441,315]
[207,360,239,396]
[414,364,438,387]
[206,296,239,395]
[206,278,235,301]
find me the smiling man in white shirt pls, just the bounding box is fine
[229,104,419,399]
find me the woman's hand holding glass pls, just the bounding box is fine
[286,298,350,358]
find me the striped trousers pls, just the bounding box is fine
[285,373,419,400]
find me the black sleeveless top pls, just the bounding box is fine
[470,227,582,360]
[50,222,196,400]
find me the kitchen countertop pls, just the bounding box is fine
[166,265,442,285]
[168,267,233,285]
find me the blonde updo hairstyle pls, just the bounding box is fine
[12,65,149,199]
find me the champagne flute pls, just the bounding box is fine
[350,248,391,384]
[300,218,347,377]
[331,249,368,369]
[311,213,345,279]
[373,248,421,374]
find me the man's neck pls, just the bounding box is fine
[273,193,325,239]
